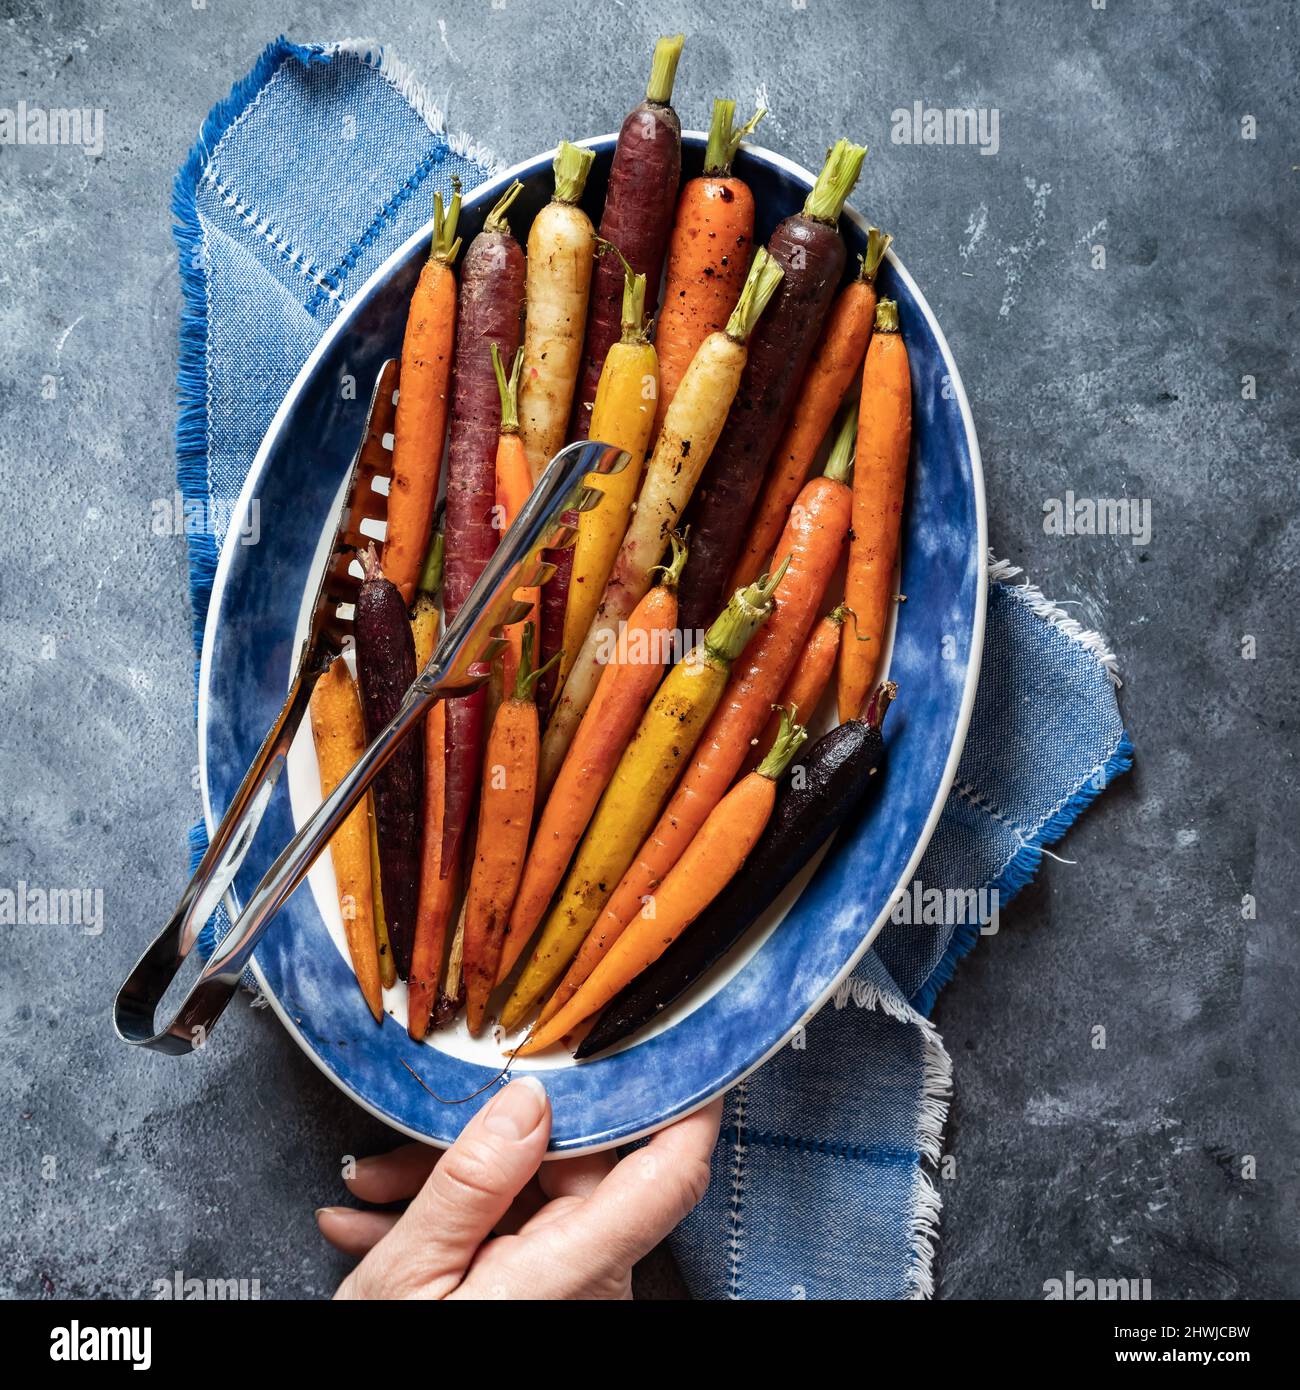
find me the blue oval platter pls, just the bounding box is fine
[198,133,987,1153]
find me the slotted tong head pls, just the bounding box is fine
[115,359,628,1054]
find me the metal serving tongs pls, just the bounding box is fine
[115,358,629,1055]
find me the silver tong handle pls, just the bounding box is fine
[114,439,627,1054]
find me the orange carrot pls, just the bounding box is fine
[651,99,763,438]
[587,406,858,961]
[461,626,557,1034]
[496,533,688,987]
[838,299,911,722]
[309,659,384,1022]
[488,343,539,695]
[729,228,890,592]
[742,603,848,773]
[519,709,807,1052]
[384,189,462,604]
[405,527,456,1039]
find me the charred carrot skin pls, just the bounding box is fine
[385,190,462,604]
[442,182,527,876]
[678,140,867,638]
[730,228,890,592]
[578,683,897,1058]
[520,710,808,1052]
[838,298,911,722]
[652,99,764,437]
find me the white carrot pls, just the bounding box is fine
[538,248,784,785]
[519,141,597,481]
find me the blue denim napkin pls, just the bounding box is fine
[175,38,1132,1300]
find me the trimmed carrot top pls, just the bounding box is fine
[483,179,524,235]
[646,34,685,105]
[803,138,868,226]
[702,97,767,176]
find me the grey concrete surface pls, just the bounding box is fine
[0,0,1296,1301]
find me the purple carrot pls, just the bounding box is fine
[441,180,526,873]
[676,138,866,637]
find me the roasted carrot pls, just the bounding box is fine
[652,97,764,438]
[538,248,785,786]
[406,528,456,1040]
[678,138,867,637]
[569,33,683,442]
[460,626,558,1035]
[355,548,423,980]
[520,141,597,480]
[384,188,462,604]
[497,533,688,986]
[366,795,396,989]
[743,604,848,773]
[490,344,538,695]
[442,180,527,875]
[519,709,808,1052]
[551,257,659,733]
[309,659,384,1022]
[592,408,858,952]
[499,566,783,1031]
[838,298,911,722]
[579,682,896,1058]
[730,227,890,591]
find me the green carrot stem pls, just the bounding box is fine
[725,246,784,343]
[703,98,766,176]
[552,140,595,205]
[513,622,563,703]
[823,400,859,484]
[431,185,463,264]
[646,33,685,105]
[703,554,791,664]
[874,297,900,333]
[416,509,446,596]
[484,179,524,235]
[757,705,808,779]
[858,226,892,283]
[594,237,649,344]
[803,138,867,225]
[649,529,689,589]
[491,343,523,434]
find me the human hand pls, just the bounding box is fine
[318,1076,722,1300]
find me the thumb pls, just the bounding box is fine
[344,1076,551,1300]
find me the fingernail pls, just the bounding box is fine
[482,1075,548,1141]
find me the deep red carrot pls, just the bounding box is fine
[568,34,683,442]
[441,180,527,874]
[677,138,866,637]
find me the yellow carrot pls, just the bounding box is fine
[552,261,659,744]
[309,660,384,1022]
[500,568,783,1031]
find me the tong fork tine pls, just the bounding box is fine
[115,355,628,1053]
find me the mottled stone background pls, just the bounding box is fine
[0,0,1295,1300]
